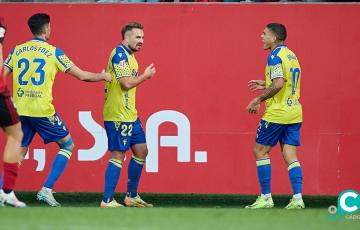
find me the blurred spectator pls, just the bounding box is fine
[193,0,223,2]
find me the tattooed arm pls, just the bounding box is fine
[246,77,284,114]
[258,78,284,102]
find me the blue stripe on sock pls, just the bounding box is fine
[59,138,73,150]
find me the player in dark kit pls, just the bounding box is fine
[0,16,26,208]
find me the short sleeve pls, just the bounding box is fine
[111,51,131,79]
[267,55,283,80]
[55,47,75,72]
[3,48,15,71]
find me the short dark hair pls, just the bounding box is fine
[28,13,50,36]
[121,22,143,39]
[267,23,287,41]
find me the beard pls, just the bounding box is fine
[129,43,141,52]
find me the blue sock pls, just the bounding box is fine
[127,156,145,198]
[288,161,303,195]
[256,158,271,195]
[44,149,72,189]
[102,158,122,203]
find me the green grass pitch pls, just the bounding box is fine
[0,193,358,230]
[1,207,358,230]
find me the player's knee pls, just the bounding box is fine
[253,146,269,159]
[110,151,126,161]
[252,146,261,155]
[142,148,148,158]
[134,148,148,160]
[67,143,75,151]
[59,137,74,151]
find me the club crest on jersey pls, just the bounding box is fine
[114,121,121,131]
[122,139,127,146]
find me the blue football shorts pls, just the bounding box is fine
[104,118,146,152]
[20,113,69,147]
[255,119,302,147]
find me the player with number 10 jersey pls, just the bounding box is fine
[262,44,302,124]
[246,23,304,210]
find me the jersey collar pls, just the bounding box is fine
[31,37,47,42]
[119,44,133,55]
[271,44,286,54]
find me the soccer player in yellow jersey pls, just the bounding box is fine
[245,23,304,209]
[100,22,155,208]
[3,13,111,207]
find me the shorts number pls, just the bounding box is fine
[18,58,46,86]
[121,124,133,137]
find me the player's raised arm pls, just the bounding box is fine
[66,65,112,82]
[118,63,155,90]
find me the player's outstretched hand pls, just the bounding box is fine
[0,17,7,44]
[248,80,265,91]
[102,72,112,82]
[246,97,260,114]
[144,64,156,79]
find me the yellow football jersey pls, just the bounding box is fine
[262,44,302,124]
[103,44,138,122]
[4,38,74,117]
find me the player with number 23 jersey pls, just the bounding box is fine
[4,38,73,117]
[3,13,111,207]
